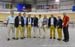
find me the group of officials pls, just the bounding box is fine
[7,11,69,42]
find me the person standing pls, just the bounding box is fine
[38,15,43,38]
[33,15,38,38]
[42,15,48,38]
[63,13,69,42]
[23,13,27,38]
[57,16,62,41]
[26,14,33,38]
[48,14,57,39]
[14,13,24,40]
[7,11,15,41]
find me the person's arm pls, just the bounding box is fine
[37,18,38,27]
[22,17,24,27]
[56,20,59,27]
[6,16,9,26]
[32,18,34,25]
[14,16,17,28]
[48,18,50,27]
[46,18,48,28]
[66,17,69,26]
[55,17,57,27]
[61,19,63,28]
[42,18,44,25]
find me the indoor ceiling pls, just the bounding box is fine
[0,0,74,4]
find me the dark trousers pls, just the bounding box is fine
[63,26,69,41]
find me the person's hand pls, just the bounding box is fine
[32,23,34,25]
[57,26,59,28]
[66,22,69,27]
[6,23,8,27]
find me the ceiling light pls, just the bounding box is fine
[55,0,60,2]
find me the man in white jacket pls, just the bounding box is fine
[38,15,43,38]
[42,15,48,38]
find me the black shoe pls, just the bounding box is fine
[39,37,40,38]
[65,40,69,42]
[53,37,56,39]
[63,40,69,42]
[20,37,24,39]
[57,39,61,41]
[7,38,10,41]
[12,37,15,40]
[33,36,36,38]
[22,37,25,39]
[50,37,52,39]
[63,39,65,41]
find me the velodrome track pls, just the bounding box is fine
[0,23,75,47]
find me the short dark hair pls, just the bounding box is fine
[51,14,54,16]
[39,14,41,17]
[23,12,26,15]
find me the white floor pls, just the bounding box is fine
[0,24,75,47]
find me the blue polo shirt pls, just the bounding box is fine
[23,16,27,25]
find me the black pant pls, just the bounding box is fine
[63,26,69,41]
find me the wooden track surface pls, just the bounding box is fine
[0,13,75,22]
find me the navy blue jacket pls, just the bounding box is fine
[48,17,57,27]
[14,16,24,28]
[33,17,38,27]
[26,17,33,26]
[57,19,62,28]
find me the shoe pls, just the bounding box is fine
[63,40,69,42]
[50,37,52,39]
[39,37,40,38]
[57,38,61,41]
[33,36,36,38]
[53,37,56,39]
[24,37,25,38]
[7,38,10,41]
[63,39,65,41]
[20,37,24,39]
[12,37,15,40]
[22,37,25,39]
